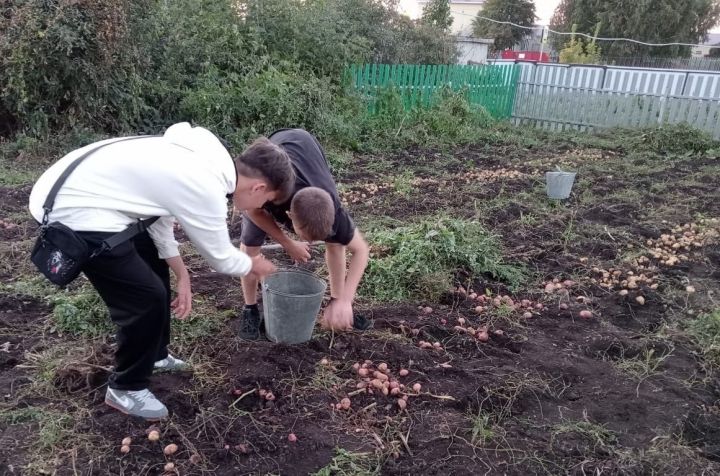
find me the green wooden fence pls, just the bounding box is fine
[348,64,521,119]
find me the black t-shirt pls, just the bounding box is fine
[264,129,355,245]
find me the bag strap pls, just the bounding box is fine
[41,136,156,225]
[90,216,161,258]
[41,135,163,258]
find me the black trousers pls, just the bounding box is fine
[78,230,171,390]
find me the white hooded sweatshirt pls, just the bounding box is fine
[28,123,251,276]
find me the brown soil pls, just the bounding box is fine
[1,141,720,475]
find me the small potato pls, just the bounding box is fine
[190,453,202,464]
[469,292,478,300]
[579,310,592,319]
[121,437,132,446]
[382,387,389,395]
[340,397,351,410]
[476,331,489,342]
[559,303,569,310]
[412,383,422,392]
[686,285,696,293]
[371,379,385,390]
[474,306,483,314]
[352,363,361,371]
[148,430,160,442]
[120,445,130,454]
[457,317,466,325]
[377,363,388,372]
[288,433,298,443]
[358,368,369,377]
[397,399,407,410]
[390,387,401,395]
[164,462,175,472]
[619,290,629,296]
[163,443,178,455]
[374,371,389,381]
[522,312,532,319]
[389,381,399,389]
[423,306,433,314]
[320,358,329,366]
[399,369,409,377]
[636,296,646,305]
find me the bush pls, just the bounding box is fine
[627,124,720,155]
[359,89,496,150]
[0,1,148,135]
[361,217,526,301]
[1,0,458,145]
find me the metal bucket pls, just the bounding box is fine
[261,269,327,344]
[545,171,577,199]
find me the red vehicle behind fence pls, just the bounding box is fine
[501,50,550,62]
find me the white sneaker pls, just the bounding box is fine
[154,354,190,372]
[105,387,168,420]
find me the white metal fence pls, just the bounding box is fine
[490,61,720,138]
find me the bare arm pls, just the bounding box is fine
[321,230,370,331]
[338,230,369,303]
[165,255,192,319]
[246,208,311,263]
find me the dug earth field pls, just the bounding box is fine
[2,127,720,474]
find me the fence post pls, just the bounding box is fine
[658,91,669,125]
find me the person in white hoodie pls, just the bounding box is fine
[28,123,294,420]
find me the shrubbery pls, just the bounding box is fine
[0,0,460,151]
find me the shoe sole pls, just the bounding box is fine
[105,398,167,421]
[153,366,191,373]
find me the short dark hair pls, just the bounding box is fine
[290,187,334,241]
[235,138,295,202]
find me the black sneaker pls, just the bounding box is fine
[240,306,262,340]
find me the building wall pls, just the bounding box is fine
[449,2,485,35]
[456,40,490,64]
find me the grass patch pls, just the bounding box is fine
[51,286,111,338]
[687,309,720,373]
[312,448,379,476]
[0,407,75,450]
[551,415,617,450]
[615,347,672,380]
[361,217,526,302]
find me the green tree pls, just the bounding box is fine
[421,0,453,31]
[472,0,536,51]
[559,23,602,64]
[550,0,720,57]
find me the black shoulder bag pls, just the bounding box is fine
[31,136,160,286]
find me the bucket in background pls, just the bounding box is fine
[545,171,577,199]
[261,269,327,344]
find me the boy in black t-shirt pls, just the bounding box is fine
[239,129,370,339]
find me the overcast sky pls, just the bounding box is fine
[400,0,720,33]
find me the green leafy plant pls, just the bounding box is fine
[362,217,526,301]
[52,288,111,338]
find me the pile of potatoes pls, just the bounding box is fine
[458,168,526,184]
[336,360,421,411]
[340,182,392,205]
[645,221,718,267]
